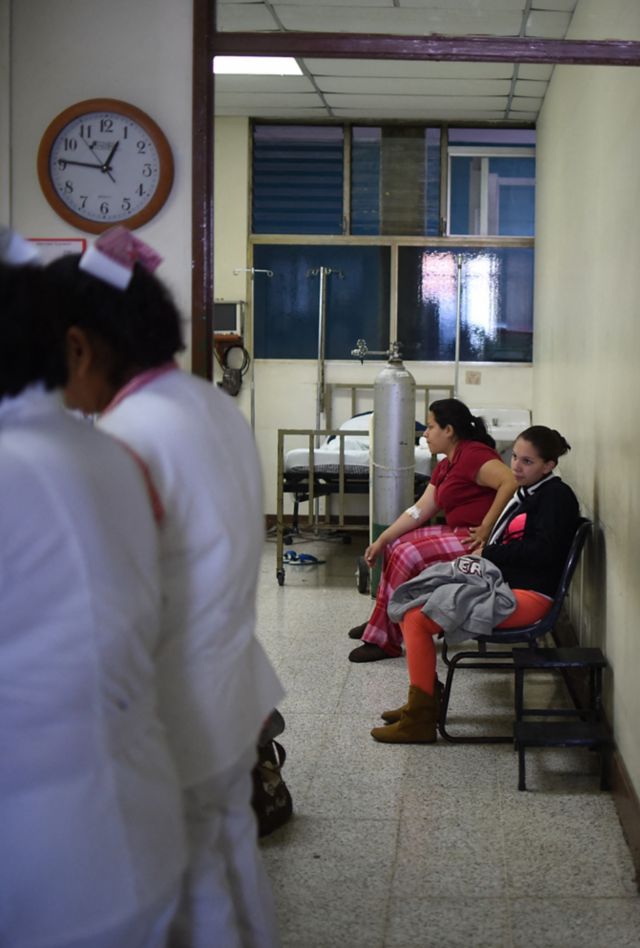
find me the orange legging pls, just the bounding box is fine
[399,590,552,695]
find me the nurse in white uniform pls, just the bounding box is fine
[0,238,186,947]
[47,228,284,948]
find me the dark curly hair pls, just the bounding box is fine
[429,398,496,448]
[45,254,185,391]
[0,262,68,397]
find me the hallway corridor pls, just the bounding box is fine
[256,535,640,947]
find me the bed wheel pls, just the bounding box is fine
[276,569,285,586]
[357,556,369,595]
[283,534,293,545]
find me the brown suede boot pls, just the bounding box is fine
[380,677,443,723]
[371,685,438,744]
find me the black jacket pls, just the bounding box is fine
[482,476,579,597]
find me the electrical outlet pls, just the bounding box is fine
[465,370,482,385]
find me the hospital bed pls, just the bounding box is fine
[275,383,454,586]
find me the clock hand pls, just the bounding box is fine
[102,140,119,172]
[78,138,115,183]
[57,158,106,170]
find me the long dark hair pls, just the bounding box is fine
[429,398,495,448]
[0,262,68,397]
[517,426,571,463]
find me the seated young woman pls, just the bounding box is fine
[349,398,516,662]
[370,425,580,743]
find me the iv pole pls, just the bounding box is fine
[307,267,342,443]
[453,253,463,398]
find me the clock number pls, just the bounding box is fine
[99,201,110,216]
[136,141,147,154]
[80,196,88,209]
[79,124,93,139]
[100,118,114,133]
[64,180,74,194]
[122,198,132,212]
[137,184,146,196]
[122,126,129,139]
[142,163,152,177]
[57,159,67,170]
[63,138,78,151]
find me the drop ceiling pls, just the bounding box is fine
[214,0,579,122]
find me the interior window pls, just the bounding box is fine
[397,246,534,362]
[252,244,390,359]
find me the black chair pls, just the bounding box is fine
[438,517,592,744]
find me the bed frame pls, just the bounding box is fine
[275,382,454,586]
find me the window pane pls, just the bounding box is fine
[253,245,390,359]
[252,125,344,234]
[351,127,440,236]
[450,156,535,236]
[397,247,533,363]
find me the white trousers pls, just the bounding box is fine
[171,747,280,948]
[55,886,179,948]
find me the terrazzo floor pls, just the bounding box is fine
[255,532,640,948]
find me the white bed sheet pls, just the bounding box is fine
[284,443,431,477]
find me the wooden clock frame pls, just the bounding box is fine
[37,98,174,234]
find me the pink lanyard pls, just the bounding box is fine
[101,361,177,416]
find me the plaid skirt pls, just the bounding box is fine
[361,526,470,654]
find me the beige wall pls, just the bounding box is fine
[5,0,193,360]
[534,0,640,794]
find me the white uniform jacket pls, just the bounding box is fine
[99,367,284,788]
[0,387,185,948]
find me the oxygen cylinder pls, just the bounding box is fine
[370,349,416,596]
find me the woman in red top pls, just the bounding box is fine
[349,399,516,662]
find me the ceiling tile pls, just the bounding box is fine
[510,96,544,110]
[532,0,576,11]
[216,92,324,107]
[525,9,572,38]
[513,79,549,96]
[214,76,317,93]
[518,63,555,80]
[316,77,513,95]
[273,6,523,36]
[324,93,510,108]
[303,59,515,80]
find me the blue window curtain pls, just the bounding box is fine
[252,125,344,235]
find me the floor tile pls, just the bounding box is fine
[509,897,640,947]
[385,897,511,947]
[254,540,640,946]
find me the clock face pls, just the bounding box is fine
[38,100,173,233]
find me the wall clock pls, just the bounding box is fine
[37,98,174,234]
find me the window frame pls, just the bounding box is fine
[248,121,535,365]
[446,146,536,237]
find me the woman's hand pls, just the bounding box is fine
[364,538,385,568]
[462,524,490,553]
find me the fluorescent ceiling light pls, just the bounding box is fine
[213,56,302,76]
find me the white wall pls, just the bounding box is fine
[6,0,193,360]
[534,0,640,795]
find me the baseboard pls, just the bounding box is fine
[552,609,640,892]
[610,750,640,892]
